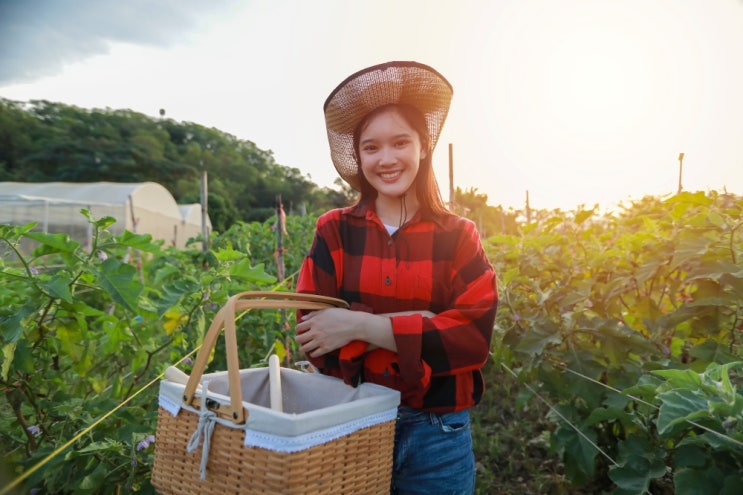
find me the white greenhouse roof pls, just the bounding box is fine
[0,181,175,210]
[0,182,211,250]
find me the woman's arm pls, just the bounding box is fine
[295,309,436,357]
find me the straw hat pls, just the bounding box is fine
[324,61,453,190]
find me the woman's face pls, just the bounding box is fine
[357,107,427,202]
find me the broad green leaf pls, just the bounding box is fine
[100,230,159,252]
[673,444,707,468]
[229,260,277,283]
[57,326,81,361]
[674,466,723,495]
[574,208,595,224]
[720,474,743,495]
[549,419,597,483]
[655,388,710,436]
[585,406,635,429]
[95,258,143,313]
[688,260,743,281]
[78,462,110,491]
[0,222,37,240]
[652,368,703,390]
[511,320,562,356]
[688,341,738,367]
[1,342,15,380]
[588,321,656,365]
[0,302,39,343]
[26,231,80,255]
[273,339,287,362]
[679,430,743,451]
[214,246,246,262]
[38,275,73,303]
[72,439,125,455]
[609,454,667,495]
[152,279,201,317]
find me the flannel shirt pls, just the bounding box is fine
[296,200,498,413]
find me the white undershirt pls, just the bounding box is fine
[384,224,398,235]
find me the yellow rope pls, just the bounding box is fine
[1,349,200,495]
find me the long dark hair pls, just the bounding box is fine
[352,103,450,217]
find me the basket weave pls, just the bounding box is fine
[152,407,395,495]
[151,291,398,495]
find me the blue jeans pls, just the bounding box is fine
[391,407,475,495]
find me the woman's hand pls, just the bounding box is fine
[295,308,363,358]
[295,308,437,358]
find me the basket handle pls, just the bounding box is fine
[182,291,348,424]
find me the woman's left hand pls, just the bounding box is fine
[295,308,362,358]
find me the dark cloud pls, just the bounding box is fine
[0,0,232,85]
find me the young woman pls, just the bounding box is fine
[295,61,498,495]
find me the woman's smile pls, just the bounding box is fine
[379,170,403,181]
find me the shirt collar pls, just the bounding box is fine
[348,199,448,228]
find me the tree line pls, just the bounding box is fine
[0,97,518,234]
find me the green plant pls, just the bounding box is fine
[0,211,287,493]
[3,190,742,494]
[493,191,743,494]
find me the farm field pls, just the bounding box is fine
[1,190,741,494]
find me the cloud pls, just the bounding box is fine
[0,0,232,85]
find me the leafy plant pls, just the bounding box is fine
[493,191,743,494]
[2,190,742,494]
[0,211,291,493]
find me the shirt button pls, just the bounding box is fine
[385,276,391,286]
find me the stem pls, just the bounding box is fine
[124,338,173,399]
[5,385,38,454]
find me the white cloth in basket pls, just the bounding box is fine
[158,366,400,454]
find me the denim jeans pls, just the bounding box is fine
[391,407,475,495]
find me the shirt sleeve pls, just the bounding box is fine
[295,215,344,377]
[391,220,498,384]
[295,212,374,383]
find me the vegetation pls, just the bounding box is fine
[0,98,519,236]
[1,190,740,494]
[1,99,741,494]
[476,191,743,494]
[0,98,350,229]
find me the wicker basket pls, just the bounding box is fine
[151,291,400,495]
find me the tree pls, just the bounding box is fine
[0,98,374,229]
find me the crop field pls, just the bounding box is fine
[1,190,741,494]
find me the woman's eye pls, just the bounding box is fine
[395,139,410,148]
[362,144,378,153]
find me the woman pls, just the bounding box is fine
[295,61,498,494]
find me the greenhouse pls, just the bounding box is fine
[0,182,211,252]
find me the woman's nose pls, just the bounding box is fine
[379,146,397,165]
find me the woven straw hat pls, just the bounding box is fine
[324,61,453,190]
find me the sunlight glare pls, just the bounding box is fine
[543,24,654,142]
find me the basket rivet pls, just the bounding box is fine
[233,412,238,420]
[183,395,188,401]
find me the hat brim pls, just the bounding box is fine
[324,61,453,191]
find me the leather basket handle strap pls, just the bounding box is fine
[182,291,348,423]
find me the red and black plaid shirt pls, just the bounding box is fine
[296,200,498,413]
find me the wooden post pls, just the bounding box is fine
[276,194,285,282]
[677,152,684,194]
[200,168,209,252]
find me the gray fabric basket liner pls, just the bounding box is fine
[159,367,400,437]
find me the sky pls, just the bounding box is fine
[1,0,742,211]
